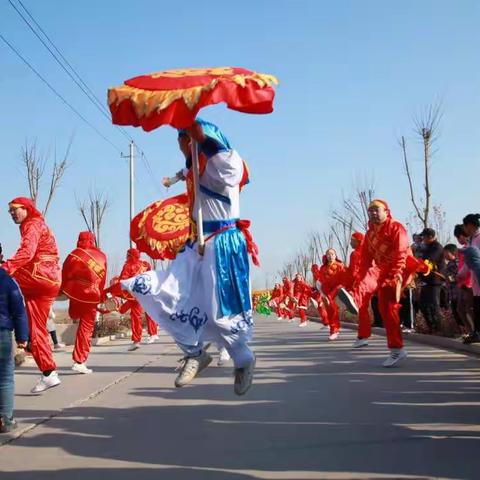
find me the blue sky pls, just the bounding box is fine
[1,0,479,288]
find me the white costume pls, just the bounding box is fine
[122,140,255,367]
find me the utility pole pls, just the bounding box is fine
[121,141,135,247]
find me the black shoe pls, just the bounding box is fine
[463,331,480,345]
[337,288,359,315]
[0,417,18,434]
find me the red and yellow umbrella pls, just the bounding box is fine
[108,66,278,130]
[130,193,191,260]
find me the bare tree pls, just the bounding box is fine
[332,177,375,233]
[76,189,110,247]
[278,260,295,280]
[21,138,72,217]
[431,204,451,245]
[330,218,353,262]
[399,102,443,229]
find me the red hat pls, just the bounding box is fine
[351,232,364,242]
[77,231,96,248]
[9,197,42,218]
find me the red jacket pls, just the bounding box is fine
[317,261,345,296]
[3,216,61,297]
[271,285,283,303]
[282,279,294,299]
[357,217,409,286]
[62,232,107,304]
[343,246,362,290]
[293,278,309,297]
[119,250,149,280]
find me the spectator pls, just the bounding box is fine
[443,244,467,334]
[459,214,480,344]
[411,233,424,258]
[46,307,65,351]
[418,228,445,333]
[453,224,474,334]
[0,268,29,433]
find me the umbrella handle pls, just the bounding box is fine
[191,139,205,253]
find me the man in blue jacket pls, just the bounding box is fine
[0,258,29,433]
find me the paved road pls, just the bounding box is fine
[1,316,479,479]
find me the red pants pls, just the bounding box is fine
[120,300,143,342]
[146,313,158,336]
[377,285,403,349]
[317,304,329,326]
[286,300,295,319]
[353,269,379,339]
[25,296,57,373]
[71,302,96,364]
[324,292,340,334]
[130,301,143,343]
[296,296,308,323]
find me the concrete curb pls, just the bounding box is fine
[308,315,480,358]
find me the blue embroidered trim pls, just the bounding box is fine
[203,218,238,234]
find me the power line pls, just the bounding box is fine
[0,32,122,153]
[9,0,135,144]
[6,1,163,194]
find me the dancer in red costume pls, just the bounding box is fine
[311,264,330,329]
[2,197,61,393]
[281,276,295,322]
[353,199,410,367]
[270,283,284,320]
[293,273,310,327]
[341,232,380,349]
[119,248,156,351]
[316,249,346,340]
[62,231,107,374]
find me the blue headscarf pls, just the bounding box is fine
[178,118,231,151]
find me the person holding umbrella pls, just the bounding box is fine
[109,67,277,396]
[122,120,258,395]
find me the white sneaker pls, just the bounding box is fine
[299,322,308,328]
[31,371,61,394]
[146,335,159,344]
[53,343,66,351]
[382,348,408,368]
[336,288,359,315]
[328,332,339,341]
[352,338,368,348]
[277,317,283,321]
[128,342,140,351]
[287,319,294,323]
[175,351,213,387]
[72,363,93,374]
[217,348,231,366]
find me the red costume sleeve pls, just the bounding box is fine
[119,261,140,280]
[2,219,43,275]
[348,249,362,279]
[385,222,409,283]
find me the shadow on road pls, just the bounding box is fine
[4,320,480,479]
